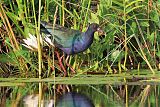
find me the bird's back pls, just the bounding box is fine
[40,21,82,48]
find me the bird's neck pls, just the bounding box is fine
[82,28,95,42]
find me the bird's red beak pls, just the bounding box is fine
[97,27,105,35]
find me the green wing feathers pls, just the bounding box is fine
[40,21,82,48]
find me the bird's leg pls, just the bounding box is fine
[65,55,76,74]
[55,51,67,76]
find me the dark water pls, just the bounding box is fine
[0,82,160,107]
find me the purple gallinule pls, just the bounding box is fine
[40,21,103,54]
[23,21,104,76]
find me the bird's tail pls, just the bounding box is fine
[22,33,54,51]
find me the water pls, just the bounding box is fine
[0,72,160,107]
[1,83,160,107]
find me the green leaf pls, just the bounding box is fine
[111,50,124,62]
[112,0,123,7]
[126,0,143,8]
[150,10,159,23]
[131,22,137,31]
[0,50,29,64]
[6,12,21,21]
[140,21,149,27]
[156,51,160,57]
[6,12,25,36]
[147,32,154,44]
[94,32,100,41]
[93,61,99,70]
[88,13,99,24]
[126,5,144,14]
[0,53,15,64]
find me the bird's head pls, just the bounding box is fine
[88,23,104,35]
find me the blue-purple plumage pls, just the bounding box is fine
[40,21,102,55]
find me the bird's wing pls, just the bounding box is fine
[40,21,82,48]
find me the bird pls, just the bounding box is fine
[23,21,104,76]
[40,21,103,55]
[56,92,94,107]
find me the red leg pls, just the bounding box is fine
[55,51,67,76]
[65,55,76,74]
